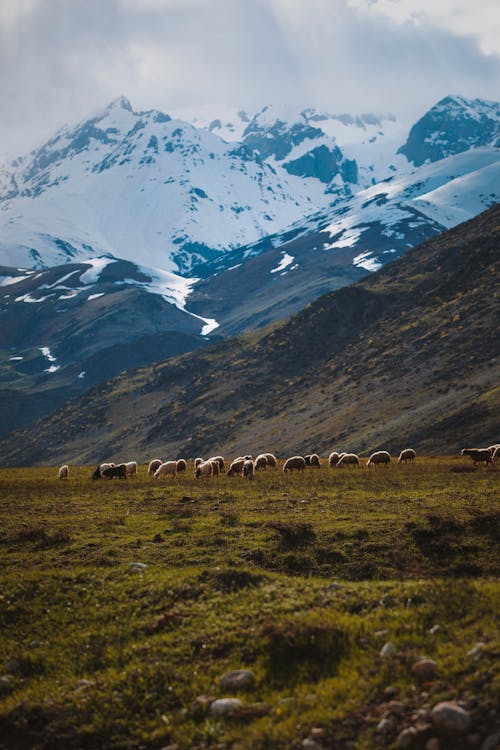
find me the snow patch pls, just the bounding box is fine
[9,356,23,361]
[353,252,382,272]
[200,318,220,336]
[80,257,115,284]
[323,228,362,250]
[78,371,86,379]
[88,292,104,300]
[40,346,56,362]
[1,274,34,286]
[15,293,50,303]
[270,251,294,274]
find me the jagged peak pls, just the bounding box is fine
[105,96,133,114]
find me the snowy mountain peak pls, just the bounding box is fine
[398,95,500,166]
[105,95,134,113]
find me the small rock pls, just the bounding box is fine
[5,659,21,673]
[129,562,147,572]
[481,732,500,750]
[384,685,399,698]
[431,701,471,734]
[387,700,406,716]
[412,659,438,681]
[327,582,342,591]
[380,642,396,658]
[302,740,321,750]
[0,675,14,693]
[310,728,326,739]
[377,717,397,733]
[375,629,390,638]
[428,625,440,635]
[209,698,243,717]
[397,727,418,748]
[219,669,256,691]
[74,679,96,692]
[467,642,486,660]
[425,739,440,750]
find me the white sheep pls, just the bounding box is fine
[398,448,416,464]
[263,453,277,468]
[208,455,225,472]
[336,453,359,468]
[148,459,162,475]
[58,465,69,480]
[154,461,178,479]
[328,452,340,467]
[243,459,255,479]
[124,461,137,477]
[194,457,204,469]
[194,460,213,478]
[305,454,321,468]
[228,457,245,476]
[254,454,269,471]
[283,456,306,473]
[367,451,391,467]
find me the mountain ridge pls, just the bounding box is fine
[1,203,497,465]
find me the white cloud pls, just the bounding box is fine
[348,0,500,55]
[0,0,498,161]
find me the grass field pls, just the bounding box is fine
[0,458,498,749]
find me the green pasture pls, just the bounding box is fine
[0,458,498,749]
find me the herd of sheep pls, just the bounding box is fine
[57,444,499,480]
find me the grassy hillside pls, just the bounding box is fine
[0,205,498,465]
[0,460,498,749]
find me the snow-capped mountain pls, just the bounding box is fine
[398,95,500,166]
[0,256,215,437]
[0,98,336,274]
[189,146,500,334]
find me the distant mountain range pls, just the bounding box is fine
[0,94,499,444]
[2,203,497,465]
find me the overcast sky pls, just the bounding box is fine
[1,0,499,161]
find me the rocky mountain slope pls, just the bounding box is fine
[2,204,497,466]
[0,258,215,436]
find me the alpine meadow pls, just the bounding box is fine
[1,4,499,748]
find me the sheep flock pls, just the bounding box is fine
[57,443,499,481]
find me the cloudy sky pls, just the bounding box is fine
[1,0,499,160]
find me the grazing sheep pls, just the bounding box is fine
[305,454,321,468]
[208,455,225,472]
[148,459,162,475]
[367,451,391,467]
[493,446,500,462]
[58,465,69,480]
[194,457,204,469]
[91,462,115,480]
[228,457,245,477]
[283,456,306,473]
[195,460,214,479]
[263,453,277,468]
[328,452,340,467]
[102,464,127,479]
[254,454,269,471]
[398,448,416,464]
[487,444,500,456]
[337,453,359,468]
[124,461,137,477]
[154,461,178,479]
[243,459,255,480]
[176,459,187,473]
[461,448,493,466]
